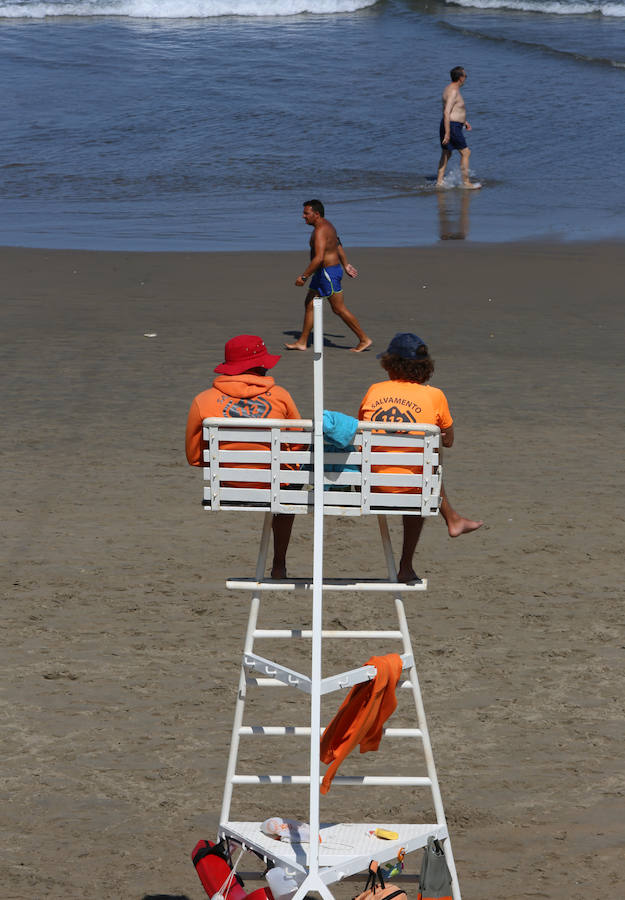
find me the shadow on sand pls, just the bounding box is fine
[282,330,355,350]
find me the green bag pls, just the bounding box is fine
[417,836,452,900]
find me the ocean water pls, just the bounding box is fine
[1,0,625,249]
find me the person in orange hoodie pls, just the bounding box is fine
[186,334,301,579]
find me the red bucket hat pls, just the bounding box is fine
[214,335,281,376]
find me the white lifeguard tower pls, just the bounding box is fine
[200,299,462,900]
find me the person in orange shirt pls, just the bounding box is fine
[186,334,300,579]
[359,332,483,583]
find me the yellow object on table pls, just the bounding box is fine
[375,828,399,840]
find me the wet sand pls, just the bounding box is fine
[1,242,623,899]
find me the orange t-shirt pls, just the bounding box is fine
[358,379,452,492]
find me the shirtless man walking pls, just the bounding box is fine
[285,199,372,353]
[437,66,481,190]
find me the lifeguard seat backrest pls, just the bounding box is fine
[201,418,441,517]
[202,417,313,513]
[355,422,442,516]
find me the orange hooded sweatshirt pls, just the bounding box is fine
[320,653,403,794]
[185,373,301,467]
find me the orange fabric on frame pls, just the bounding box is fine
[319,653,403,794]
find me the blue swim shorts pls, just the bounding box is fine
[310,264,343,298]
[440,119,467,151]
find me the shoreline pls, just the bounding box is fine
[3,233,625,256]
[2,240,623,899]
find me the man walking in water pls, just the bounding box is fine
[437,66,481,190]
[285,199,372,353]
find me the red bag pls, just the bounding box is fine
[191,839,247,900]
[191,839,274,900]
[248,891,274,900]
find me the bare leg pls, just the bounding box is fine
[436,148,452,186]
[271,513,295,578]
[327,291,372,352]
[398,515,425,583]
[459,147,481,189]
[439,485,483,537]
[285,290,316,350]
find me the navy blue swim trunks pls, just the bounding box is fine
[310,264,343,298]
[440,119,467,151]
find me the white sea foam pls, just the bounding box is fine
[0,0,378,18]
[447,0,625,15]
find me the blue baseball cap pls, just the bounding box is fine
[377,333,428,359]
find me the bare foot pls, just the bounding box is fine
[285,342,308,351]
[448,517,484,537]
[350,338,373,353]
[462,181,482,190]
[397,566,423,584]
[271,564,287,579]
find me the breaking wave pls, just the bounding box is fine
[446,0,625,17]
[0,0,378,18]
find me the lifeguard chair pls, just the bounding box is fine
[199,299,462,900]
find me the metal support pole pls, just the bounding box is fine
[220,512,273,828]
[307,297,325,878]
[377,515,462,900]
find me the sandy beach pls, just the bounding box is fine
[1,242,623,900]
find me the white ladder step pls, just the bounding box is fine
[238,726,423,737]
[253,629,403,639]
[226,576,427,591]
[231,775,432,786]
[243,652,413,695]
[246,676,416,689]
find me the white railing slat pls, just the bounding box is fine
[238,726,422,737]
[231,775,431,786]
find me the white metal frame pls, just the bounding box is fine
[208,299,462,900]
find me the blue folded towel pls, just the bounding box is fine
[323,410,358,448]
[322,410,359,490]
